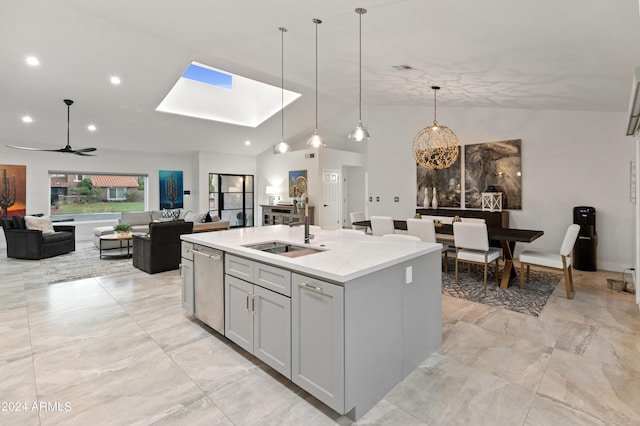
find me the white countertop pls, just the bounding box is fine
[182,225,441,283]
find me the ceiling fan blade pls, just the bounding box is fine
[74,151,96,156]
[75,147,97,153]
[5,144,51,151]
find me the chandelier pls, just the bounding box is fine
[412,86,459,169]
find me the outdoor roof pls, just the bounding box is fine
[90,176,139,188]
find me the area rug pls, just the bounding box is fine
[442,263,561,317]
[41,246,137,284]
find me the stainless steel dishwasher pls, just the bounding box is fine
[192,244,225,335]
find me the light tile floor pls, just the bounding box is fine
[1,243,639,425]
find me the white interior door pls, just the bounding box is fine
[321,169,341,230]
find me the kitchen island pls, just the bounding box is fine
[181,225,442,421]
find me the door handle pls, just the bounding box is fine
[323,204,328,207]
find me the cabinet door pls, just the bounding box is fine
[291,274,344,413]
[225,275,254,353]
[181,259,194,316]
[253,285,291,379]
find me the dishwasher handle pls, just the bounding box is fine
[188,248,222,261]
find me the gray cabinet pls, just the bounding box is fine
[180,242,194,316]
[291,273,344,413]
[224,255,292,379]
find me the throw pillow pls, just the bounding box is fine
[205,212,213,222]
[161,208,180,221]
[210,215,221,222]
[183,211,195,223]
[194,213,207,223]
[24,215,55,234]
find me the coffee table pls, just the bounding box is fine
[99,233,134,259]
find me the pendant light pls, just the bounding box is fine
[348,7,370,142]
[307,18,324,148]
[412,86,459,169]
[273,27,291,154]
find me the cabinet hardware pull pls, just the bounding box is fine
[246,293,250,311]
[251,294,256,314]
[300,282,323,292]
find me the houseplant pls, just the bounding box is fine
[113,223,132,236]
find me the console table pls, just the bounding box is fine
[261,204,314,226]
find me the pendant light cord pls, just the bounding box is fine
[358,11,362,122]
[314,19,319,131]
[67,103,71,147]
[432,86,439,126]
[280,27,286,141]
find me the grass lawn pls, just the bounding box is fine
[52,202,145,215]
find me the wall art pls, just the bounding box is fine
[288,170,307,198]
[416,156,462,208]
[464,139,522,210]
[0,165,26,217]
[159,170,183,209]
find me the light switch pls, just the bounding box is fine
[405,266,413,284]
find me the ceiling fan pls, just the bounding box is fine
[6,99,97,156]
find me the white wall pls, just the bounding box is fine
[367,105,635,272]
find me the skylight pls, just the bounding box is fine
[156,61,301,128]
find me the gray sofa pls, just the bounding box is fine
[93,209,229,249]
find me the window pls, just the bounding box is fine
[107,187,126,201]
[50,172,147,221]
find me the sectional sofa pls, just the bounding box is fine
[93,209,229,249]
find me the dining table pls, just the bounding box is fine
[352,219,544,288]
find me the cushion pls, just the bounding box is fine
[178,209,190,220]
[161,209,181,220]
[25,215,55,234]
[151,210,162,222]
[120,211,153,226]
[205,212,212,222]
[210,214,220,222]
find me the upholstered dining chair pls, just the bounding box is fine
[453,222,501,290]
[519,224,580,299]
[336,228,365,236]
[461,218,486,223]
[370,216,395,237]
[349,211,368,232]
[406,218,449,273]
[382,234,421,241]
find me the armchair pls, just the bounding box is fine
[132,220,193,274]
[1,215,75,260]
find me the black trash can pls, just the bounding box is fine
[573,206,597,271]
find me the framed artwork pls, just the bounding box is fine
[416,156,462,208]
[0,165,26,217]
[289,170,307,198]
[159,170,183,209]
[464,139,522,209]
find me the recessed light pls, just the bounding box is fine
[26,56,40,66]
[22,116,33,123]
[87,124,97,132]
[244,140,251,146]
[110,76,121,85]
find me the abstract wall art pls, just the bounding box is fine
[464,139,522,210]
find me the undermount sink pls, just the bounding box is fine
[243,241,324,258]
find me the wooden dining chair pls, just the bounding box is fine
[370,216,395,236]
[518,224,580,299]
[406,218,449,273]
[453,222,501,290]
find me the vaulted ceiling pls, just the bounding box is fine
[2,0,640,156]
